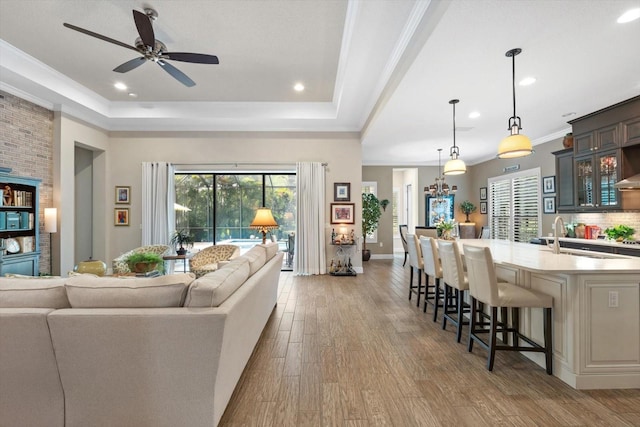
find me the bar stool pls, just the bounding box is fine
[419,236,443,321]
[438,240,469,343]
[463,244,553,374]
[406,233,424,307]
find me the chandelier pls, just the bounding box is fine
[425,148,457,202]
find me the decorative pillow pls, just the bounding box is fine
[185,258,250,307]
[65,273,195,308]
[258,242,279,261]
[243,245,267,276]
[0,277,70,308]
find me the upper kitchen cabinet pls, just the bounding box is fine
[574,124,618,155]
[622,116,640,147]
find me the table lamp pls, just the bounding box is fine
[250,207,278,244]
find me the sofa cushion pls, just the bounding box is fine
[243,246,267,276]
[65,273,195,308]
[185,257,250,307]
[258,242,279,261]
[0,277,70,308]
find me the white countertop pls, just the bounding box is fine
[545,237,640,251]
[455,239,640,274]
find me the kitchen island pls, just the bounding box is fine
[456,239,640,390]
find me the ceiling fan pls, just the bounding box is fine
[63,8,219,87]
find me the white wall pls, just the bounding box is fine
[107,131,362,272]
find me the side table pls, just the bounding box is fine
[162,254,191,273]
[459,223,476,239]
[329,243,356,276]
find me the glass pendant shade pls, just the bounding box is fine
[498,132,533,159]
[444,157,466,175]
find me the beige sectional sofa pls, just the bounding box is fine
[0,243,282,427]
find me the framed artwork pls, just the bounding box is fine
[542,176,556,194]
[480,187,487,201]
[330,203,355,224]
[115,186,131,204]
[480,201,487,214]
[114,208,129,226]
[334,182,351,201]
[543,197,556,214]
[425,195,454,227]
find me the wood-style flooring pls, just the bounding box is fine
[220,258,640,426]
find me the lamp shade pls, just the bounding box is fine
[250,207,279,244]
[443,158,467,175]
[44,208,57,233]
[497,133,534,159]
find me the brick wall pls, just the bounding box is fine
[0,91,54,274]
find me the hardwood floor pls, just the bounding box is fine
[220,258,640,426]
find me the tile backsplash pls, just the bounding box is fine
[559,212,640,239]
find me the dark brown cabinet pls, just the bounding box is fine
[574,149,620,209]
[574,124,619,156]
[622,116,640,147]
[553,148,575,212]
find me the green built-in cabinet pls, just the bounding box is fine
[0,172,41,276]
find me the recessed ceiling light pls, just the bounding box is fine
[128,92,138,98]
[114,82,127,91]
[519,77,536,86]
[468,111,481,119]
[562,112,576,117]
[617,8,640,23]
[293,83,305,92]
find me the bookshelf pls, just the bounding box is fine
[0,172,41,276]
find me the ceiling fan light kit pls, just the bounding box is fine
[498,48,534,159]
[63,8,219,87]
[444,99,467,175]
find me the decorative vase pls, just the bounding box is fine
[74,259,107,276]
[362,249,371,262]
[133,262,157,274]
[176,247,187,256]
[563,133,574,149]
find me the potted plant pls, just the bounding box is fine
[604,225,635,242]
[436,219,456,240]
[170,229,194,255]
[362,192,382,261]
[459,200,477,223]
[125,252,164,274]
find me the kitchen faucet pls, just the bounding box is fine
[550,216,566,254]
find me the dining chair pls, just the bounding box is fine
[438,240,469,343]
[406,233,424,307]
[399,225,409,266]
[419,236,443,321]
[463,244,553,374]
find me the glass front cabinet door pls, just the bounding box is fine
[575,150,619,210]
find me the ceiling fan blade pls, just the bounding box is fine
[63,23,138,52]
[158,60,195,87]
[113,57,146,73]
[133,10,155,48]
[163,52,219,64]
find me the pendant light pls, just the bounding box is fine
[497,48,534,159]
[444,99,466,175]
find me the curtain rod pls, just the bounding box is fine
[173,162,328,167]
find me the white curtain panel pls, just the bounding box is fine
[141,162,176,246]
[295,162,326,275]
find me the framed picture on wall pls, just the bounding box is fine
[542,176,556,194]
[480,187,487,201]
[425,195,454,227]
[114,208,129,226]
[543,197,556,214]
[115,186,130,204]
[330,203,355,224]
[334,182,351,201]
[480,202,487,214]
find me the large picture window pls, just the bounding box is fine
[174,172,296,254]
[488,168,541,243]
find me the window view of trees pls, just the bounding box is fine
[174,173,296,245]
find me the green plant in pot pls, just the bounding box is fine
[436,219,456,240]
[125,252,164,274]
[459,200,477,223]
[170,229,194,255]
[362,192,382,261]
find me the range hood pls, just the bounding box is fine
[614,174,640,190]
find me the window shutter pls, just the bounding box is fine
[488,169,541,243]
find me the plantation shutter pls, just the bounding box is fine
[490,179,510,240]
[512,175,539,243]
[488,168,541,242]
